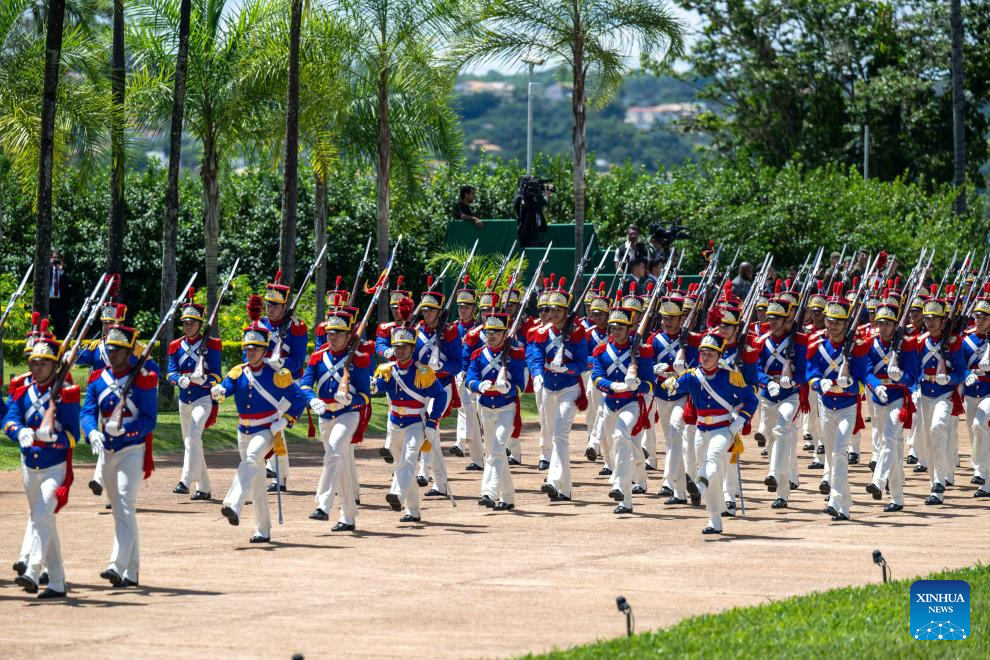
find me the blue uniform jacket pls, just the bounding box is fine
[414,322,462,385]
[959,330,990,398]
[219,362,308,434]
[751,331,808,402]
[650,330,694,401]
[244,316,308,378]
[300,345,372,419]
[526,324,588,391]
[166,334,223,403]
[585,326,609,371]
[902,331,965,398]
[591,340,655,410]
[805,336,869,409]
[81,356,158,452]
[466,344,526,408]
[669,367,757,431]
[3,382,80,469]
[373,359,447,429]
[858,335,918,404]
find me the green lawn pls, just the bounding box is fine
[0,371,540,470]
[530,564,989,658]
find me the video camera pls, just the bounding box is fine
[516,175,554,204]
[648,218,690,249]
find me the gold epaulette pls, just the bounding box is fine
[414,365,436,389]
[133,340,146,356]
[728,370,746,388]
[228,363,244,379]
[273,367,294,388]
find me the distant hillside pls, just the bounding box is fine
[454,70,706,171]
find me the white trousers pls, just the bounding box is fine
[655,398,687,498]
[544,384,579,497]
[871,400,905,505]
[418,383,454,486]
[479,405,516,504]
[965,395,990,481]
[815,394,833,475]
[22,462,66,592]
[315,413,359,524]
[535,383,553,462]
[179,395,213,492]
[695,428,734,531]
[640,394,658,468]
[803,390,821,441]
[820,405,856,517]
[455,377,483,464]
[225,430,274,537]
[766,394,799,500]
[101,443,144,580]
[600,401,640,508]
[907,391,926,465]
[916,393,953,498]
[585,374,603,443]
[265,444,289,486]
[93,449,105,487]
[392,423,427,517]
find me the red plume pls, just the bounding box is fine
[486,278,493,290]
[709,239,715,249]
[886,279,893,289]
[549,273,556,285]
[543,277,549,289]
[115,303,126,318]
[876,250,888,270]
[558,277,566,289]
[40,318,49,333]
[774,278,782,294]
[463,275,470,286]
[947,284,956,295]
[187,287,195,301]
[246,294,263,321]
[832,282,843,297]
[396,275,404,289]
[706,306,722,328]
[816,278,824,292]
[31,311,40,329]
[785,278,792,290]
[107,273,121,298]
[723,279,732,301]
[666,280,673,293]
[427,275,434,289]
[852,276,860,290]
[629,281,636,295]
[894,276,900,288]
[335,275,342,288]
[273,270,283,284]
[397,297,414,321]
[983,282,990,295]
[598,281,605,292]
[646,281,655,294]
[930,283,938,296]
[677,276,683,289]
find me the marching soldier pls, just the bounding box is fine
[165,289,222,500]
[860,302,916,512]
[253,272,309,493]
[961,286,990,497]
[661,333,757,534]
[806,287,869,521]
[590,306,654,514]
[583,293,610,466]
[905,291,931,467]
[901,295,966,505]
[502,283,537,464]
[313,276,352,350]
[465,312,526,510]
[451,278,482,463]
[3,333,80,598]
[81,324,158,587]
[375,283,414,464]
[531,281,555,471]
[301,310,372,532]
[214,321,308,542]
[526,278,588,501]
[458,284,497,469]
[374,326,448,523]
[803,285,828,467]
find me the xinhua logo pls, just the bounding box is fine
[910,580,970,640]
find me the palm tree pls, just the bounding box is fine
[277,0,303,281]
[107,0,126,286]
[454,0,684,278]
[129,0,279,318]
[949,0,966,215]
[336,0,464,318]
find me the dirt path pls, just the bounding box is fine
[1,415,987,658]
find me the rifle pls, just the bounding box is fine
[627,249,676,380]
[550,237,596,368]
[825,242,847,293]
[714,246,741,299]
[496,243,554,380]
[270,241,330,363]
[780,248,824,377]
[40,275,114,433]
[835,254,879,383]
[936,248,959,298]
[733,253,775,370]
[935,252,974,374]
[431,239,479,363]
[574,246,613,316]
[887,248,934,374]
[607,243,633,298]
[500,248,528,313]
[690,244,724,333]
[191,258,240,381]
[0,263,34,332]
[349,237,374,304]
[107,273,198,431]
[491,240,517,291]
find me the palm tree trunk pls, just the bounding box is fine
[949,0,967,215]
[314,170,327,323]
[107,0,126,289]
[375,59,391,322]
[32,0,67,315]
[571,28,587,292]
[202,134,220,328]
[279,0,302,281]
[158,0,192,402]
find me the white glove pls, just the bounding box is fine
[384,347,395,359]
[887,365,903,383]
[478,380,493,394]
[211,384,226,401]
[309,398,327,415]
[334,390,352,406]
[624,374,641,390]
[980,357,990,372]
[546,362,568,374]
[267,355,285,371]
[654,362,670,376]
[533,375,544,391]
[370,380,379,395]
[494,379,511,394]
[426,425,440,446]
[190,373,207,385]
[610,382,629,393]
[819,378,834,393]
[673,359,686,375]
[767,381,780,397]
[875,385,888,404]
[966,373,978,387]
[778,375,793,389]
[729,415,745,437]
[104,420,125,437]
[428,357,441,371]
[88,430,105,454]
[17,428,34,449]
[36,425,54,444]
[662,376,678,394]
[836,375,853,389]
[177,375,192,389]
[270,417,288,434]
[455,372,466,389]
[935,372,950,386]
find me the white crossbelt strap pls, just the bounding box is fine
[922,337,940,368]
[605,344,630,377]
[964,335,982,367]
[763,335,789,371]
[315,351,348,394]
[243,367,290,417]
[816,341,843,377]
[694,370,738,414]
[98,341,108,365]
[97,370,138,417]
[654,334,679,364]
[480,348,499,379]
[26,386,51,420]
[391,367,428,406]
[179,337,202,367]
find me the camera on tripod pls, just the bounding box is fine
[517,175,554,203]
[514,175,552,247]
[648,218,690,249]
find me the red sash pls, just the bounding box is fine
[54,447,73,513]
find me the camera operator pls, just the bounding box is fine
[514,175,550,247]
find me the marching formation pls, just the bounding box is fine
[4,236,990,599]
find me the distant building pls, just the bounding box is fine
[624,103,697,129]
[454,80,516,97]
[469,138,503,153]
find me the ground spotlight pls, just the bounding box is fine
[872,549,891,583]
[616,596,634,637]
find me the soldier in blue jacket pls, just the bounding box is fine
[374,326,448,523]
[860,303,917,512]
[466,312,526,511]
[300,311,372,532]
[166,290,222,501]
[961,289,990,498]
[81,324,158,587]
[661,333,757,534]
[591,306,655,514]
[526,280,588,501]
[3,334,79,599]
[582,294,611,470]
[214,322,308,543]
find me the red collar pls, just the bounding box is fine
[396,358,413,369]
[702,366,718,376]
